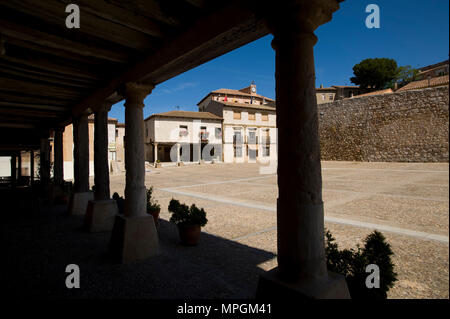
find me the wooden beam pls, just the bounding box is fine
[0,101,68,112]
[0,77,86,100]
[1,63,95,89]
[0,60,96,87]
[4,37,124,67]
[106,0,182,26]
[0,19,131,63]
[0,108,63,118]
[72,2,268,115]
[59,0,166,38]
[1,54,103,81]
[2,0,160,52]
[0,93,70,109]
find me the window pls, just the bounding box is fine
[145,128,148,137]
[248,129,257,144]
[233,131,242,145]
[261,113,268,121]
[233,130,243,158]
[328,94,333,100]
[233,111,241,120]
[200,126,208,140]
[234,146,242,158]
[179,125,188,137]
[263,145,270,157]
[321,94,325,100]
[215,127,222,138]
[262,129,270,145]
[248,112,255,120]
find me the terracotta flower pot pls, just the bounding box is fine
[148,208,160,226]
[178,224,201,246]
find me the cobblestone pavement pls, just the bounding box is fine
[106,161,448,299]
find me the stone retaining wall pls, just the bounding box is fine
[318,86,449,162]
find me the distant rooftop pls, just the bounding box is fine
[216,100,276,111]
[197,84,275,106]
[145,111,222,121]
[351,88,393,98]
[396,75,449,92]
[316,85,360,90]
[418,59,449,72]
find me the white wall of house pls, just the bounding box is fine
[145,117,222,145]
[0,156,11,176]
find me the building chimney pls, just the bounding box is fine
[320,84,324,88]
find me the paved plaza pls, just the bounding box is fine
[3,161,448,299]
[104,161,449,299]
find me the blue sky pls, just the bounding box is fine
[109,0,449,123]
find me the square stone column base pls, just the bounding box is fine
[109,215,160,263]
[83,199,118,232]
[68,191,94,216]
[256,267,350,299]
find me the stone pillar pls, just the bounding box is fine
[30,150,34,185]
[10,153,16,187]
[40,137,50,184]
[110,83,159,263]
[94,103,112,200]
[256,0,350,299]
[176,143,182,165]
[123,84,149,218]
[69,114,94,215]
[73,114,90,192]
[83,102,118,233]
[17,151,22,182]
[53,127,64,185]
[153,143,158,163]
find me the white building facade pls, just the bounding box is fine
[144,111,223,163]
[197,83,277,164]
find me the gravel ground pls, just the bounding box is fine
[2,161,448,299]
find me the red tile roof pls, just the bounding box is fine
[145,111,222,121]
[217,100,276,111]
[396,75,449,92]
[351,88,393,98]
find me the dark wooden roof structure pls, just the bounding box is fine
[0,0,269,151]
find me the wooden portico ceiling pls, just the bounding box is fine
[0,0,268,135]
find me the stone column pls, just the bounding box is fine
[53,127,64,185]
[83,102,118,232]
[94,102,112,200]
[30,150,34,185]
[256,0,350,299]
[73,114,90,192]
[110,83,159,263]
[40,137,50,184]
[153,143,158,163]
[17,151,22,181]
[69,114,94,215]
[10,153,16,187]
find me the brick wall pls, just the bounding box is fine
[318,86,449,162]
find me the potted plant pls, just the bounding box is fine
[155,159,161,168]
[146,186,161,226]
[168,199,208,246]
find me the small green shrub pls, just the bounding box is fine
[146,186,160,212]
[168,199,208,227]
[325,229,397,299]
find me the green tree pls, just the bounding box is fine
[350,58,399,90]
[395,65,419,87]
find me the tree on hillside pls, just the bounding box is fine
[394,65,419,87]
[350,58,399,90]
